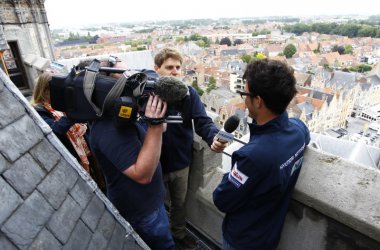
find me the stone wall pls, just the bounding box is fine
[1,0,55,91]
[0,69,148,249]
[187,134,380,249]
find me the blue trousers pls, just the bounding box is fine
[223,236,237,250]
[130,203,175,250]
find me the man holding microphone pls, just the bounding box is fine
[213,59,310,250]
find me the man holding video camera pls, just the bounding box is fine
[89,93,175,250]
[154,48,227,248]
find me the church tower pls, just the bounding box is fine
[0,0,54,95]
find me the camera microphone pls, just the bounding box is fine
[215,115,240,143]
[154,76,189,105]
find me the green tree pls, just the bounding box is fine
[192,80,204,96]
[176,36,185,43]
[283,44,297,58]
[344,45,353,54]
[255,52,266,60]
[313,43,321,54]
[332,45,345,55]
[234,39,244,45]
[220,37,232,46]
[349,64,372,72]
[241,54,252,63]
[196,40,206,48]
[206,76,217,93]
[189,33,202,41]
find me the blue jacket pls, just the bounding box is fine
[160,86,219,173]
[34,104,77,157]
[90,120,165,220]
[213,112,310,250]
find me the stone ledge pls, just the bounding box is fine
[293,147,380,242]
[189,140,380,246]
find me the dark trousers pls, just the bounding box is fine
[130,203,175,250]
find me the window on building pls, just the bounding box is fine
[3,41,28,90]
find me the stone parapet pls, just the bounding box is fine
[188,136,380,249]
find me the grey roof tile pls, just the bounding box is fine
[0,178,23,224]
[0,89,25,128]
[29,228,62,250]
[70,178,94,210]
[1,191,54,249]
[47,196,82,244]
[63,220,92,250]
[108,223,127,250]
[0,153,7,174]
[81,195,105,231]
[0,233,17,250]
[3,154,45,198]
[30,140,61,172]
[0,115,43,162]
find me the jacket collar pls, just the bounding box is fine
[249,112,288,136]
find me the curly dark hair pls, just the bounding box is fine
[243,59,297,114]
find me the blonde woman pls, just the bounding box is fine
[31,72,91,172]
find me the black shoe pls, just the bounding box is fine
[174,235,197,250]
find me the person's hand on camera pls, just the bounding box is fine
[145,94,167,132]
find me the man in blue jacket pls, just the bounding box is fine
[155,48,227,248]
[90,95,175,250]
[213,59,310,250]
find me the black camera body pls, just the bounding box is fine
[49,60,184,127]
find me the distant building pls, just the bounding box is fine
[360,103,380,122]
[229,72,244,93]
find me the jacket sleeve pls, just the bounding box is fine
[189,86,219,146]
[38,111,73,136]
[213,157,258,213]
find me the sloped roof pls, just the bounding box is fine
[219,60,246,72]
[58,50,155,70]
[297,101,315,115]
[325,71,358,90]
[0,69,147,249]
[220,49,246,56]
[294,72,311,85]
[310,133,380,169]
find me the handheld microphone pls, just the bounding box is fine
[215,115,240,143]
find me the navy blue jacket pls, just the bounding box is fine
[213,112,310,250]
[90,120,165,220]
[160,86,219,173]
[34,104,77,157]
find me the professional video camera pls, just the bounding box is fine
[49,59,189,128]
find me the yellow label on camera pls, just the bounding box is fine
[118,106,132,118]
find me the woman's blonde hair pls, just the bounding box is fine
[31,72,52,106]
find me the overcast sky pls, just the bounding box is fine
[45,0,379,29]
